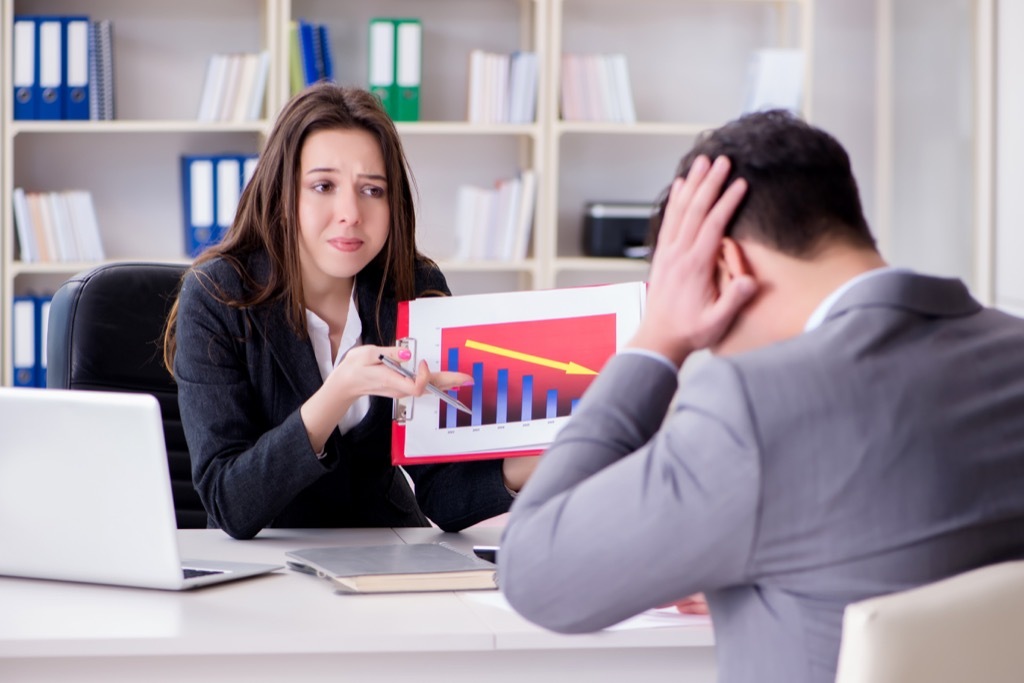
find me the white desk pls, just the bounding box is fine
[0,527,716,682]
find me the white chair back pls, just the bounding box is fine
[835,561,1024,683]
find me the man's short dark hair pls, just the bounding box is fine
[651,109,875,256]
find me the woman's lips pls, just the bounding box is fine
[329,237,363,252]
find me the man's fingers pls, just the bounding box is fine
[659,155,712,249]
[678,156,733,245]
[703,274,758,344]
[693,176,748,256]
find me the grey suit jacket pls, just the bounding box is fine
[499,271,1024,683]
[174,251,513,540]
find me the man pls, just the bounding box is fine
[498,110,1024,683]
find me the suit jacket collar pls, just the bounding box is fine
[823,270,981,325]
[236,252,321,401]
[238,251,395,403]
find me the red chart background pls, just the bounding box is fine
[440,314,617,428]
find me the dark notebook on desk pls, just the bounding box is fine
[286,543,498,593]
[0,387,281,590]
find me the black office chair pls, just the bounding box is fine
[46,261,207,528]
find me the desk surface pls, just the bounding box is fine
[0,526,716,683]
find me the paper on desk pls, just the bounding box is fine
[462,591,711,630]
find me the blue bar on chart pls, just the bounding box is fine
[472,362,484,426]
[445,347,460,429]
[546,389,558,419]
[445,394,457,428]
[496,369,509,424]
[521,375,533,421]
[571,398,579,415]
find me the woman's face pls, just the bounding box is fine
[296,127,390,294]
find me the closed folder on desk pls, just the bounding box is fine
[63,16,90,120]
[37,17,63,120]
[13,16,36,120]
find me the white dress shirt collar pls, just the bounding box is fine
[804,266,909,332]
[305,286,370,435]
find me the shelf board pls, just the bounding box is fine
[11,258,537,281]
[554,257,649,272]
[395,122,540,136]
[10,120,270,135]
[10,121,540,136]
[556,121,716,136]
[434,259,537,272]
[10,258,193,276]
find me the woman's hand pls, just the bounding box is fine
[502,455,540,493]
[301,346,470,454]
[329,345,471,402]
[665,593,710,616]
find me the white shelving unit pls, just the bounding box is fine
[1,0,277,384]
[546,0,813,289]
[1,0,812,384]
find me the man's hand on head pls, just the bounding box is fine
[629,155,757,367]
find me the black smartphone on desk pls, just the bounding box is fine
[472,546,499,564]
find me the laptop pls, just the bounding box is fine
[0,387,281,590]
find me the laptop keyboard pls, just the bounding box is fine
[183,567,225,579]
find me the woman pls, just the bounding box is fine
[163,83,533,540]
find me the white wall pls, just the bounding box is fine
[995,0,1024,313]
[889,0,974,283]
[810,0,975,287]
[811,0,879,233]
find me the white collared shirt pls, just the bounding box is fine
[803,266,909,332]
[305,288,370,436]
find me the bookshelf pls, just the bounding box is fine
[1,0,276,385]
[547,0,813,288]
[0,0,812,385]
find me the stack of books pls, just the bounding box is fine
[12,188,105,263]
[453,169,536,262]
[467,50,538,124]
[180,154,259,257]
[196,51,271,122]
[89,19,115,120]
[368,18,421,122]
[289,19,335,95]
[12,15,114,121]
[560,53,636,123]
[741,48,805,115]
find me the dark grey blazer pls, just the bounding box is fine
[500,271,1024,683]
[173,251,513,539]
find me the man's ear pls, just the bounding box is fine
[717,236,752,285]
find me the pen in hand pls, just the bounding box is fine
[378,354,473,415]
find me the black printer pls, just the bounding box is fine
[582,202,656,258]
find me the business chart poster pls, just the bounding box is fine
[394,281,645,462]
[438,314,614,429]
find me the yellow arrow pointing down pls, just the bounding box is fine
[464,339,598,375]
